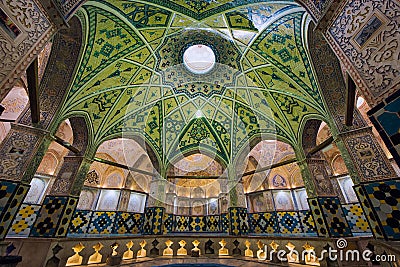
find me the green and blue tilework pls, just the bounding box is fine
[368,93,400,167]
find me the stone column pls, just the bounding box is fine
[335,127,399,240]
[226,165,249,236]
[30,156,92,237]
[142,176,165,235]
[0,124,52,239]
[308,21,400,240]
[298,158,352,238]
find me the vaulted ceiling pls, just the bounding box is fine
[56,0,330,169]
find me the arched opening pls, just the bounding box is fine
[23,119,73,205]
[167,153,224,216]
[76,138,153,214]
[242,140,307,213]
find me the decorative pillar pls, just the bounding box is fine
[335,127,399,240]
[217,178,230,233]
[298,158,352,238]
[164,183,176,214]
[308,20,400,240]
[142,176,165,235]
[226,165,249,236]
[0,124,52,239]
[30,156,92,237]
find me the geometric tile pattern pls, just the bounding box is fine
[354,184,385,239]
[364,179,400,240]
[114,212,143,234]
[221,213,230,233]
[0,181,29,239]
[55,197,78,237]
[60,0,330,172]
[229,207,249,236]
[368,93,400,167]
[165,215,221,233]
[68,210,92,235]
[342,203,371,234]
[308,197,330,237]
[248,211,318,235]
[188,216,207,232]
[206,215,220,232]
[318,197,352,237]
[7,204,40,237]
[0,180,17,214]
[30,196,69,237]
[249,212,278,234]
[277,211,302,234]
[163,213,174,234]
[298,210,317,234]
[174,215,190,232]
[87,211,117,234]
[142,207,164,235]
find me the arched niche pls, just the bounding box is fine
[92,138,155,191]
[242,140,300,193]
[104,171,124,188]
[36,151,59,176]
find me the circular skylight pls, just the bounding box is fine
[183,44,216,74]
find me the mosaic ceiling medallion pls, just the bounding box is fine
[156,29,241,98]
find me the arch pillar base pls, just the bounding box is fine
[354,179,400,240]
[142,207,165,235]
[308,196,352,238]
[228,207,249,236]
[30,195,78,238]
[0,180,30,239]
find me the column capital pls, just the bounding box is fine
[336,126,396,181]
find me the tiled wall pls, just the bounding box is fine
[7,205,373,237]
[363,179,400,240]
[67,210,143,236]
[7,203,41,237]
[249,210,316,236]
[368,92,400,167]
[342,203,371,234]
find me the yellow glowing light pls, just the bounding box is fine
[218,239,229,256]
[163,240,174,256]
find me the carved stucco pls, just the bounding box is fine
[328,0,400,106]
[0,0,54,102]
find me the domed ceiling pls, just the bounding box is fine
[56,0,329,170]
